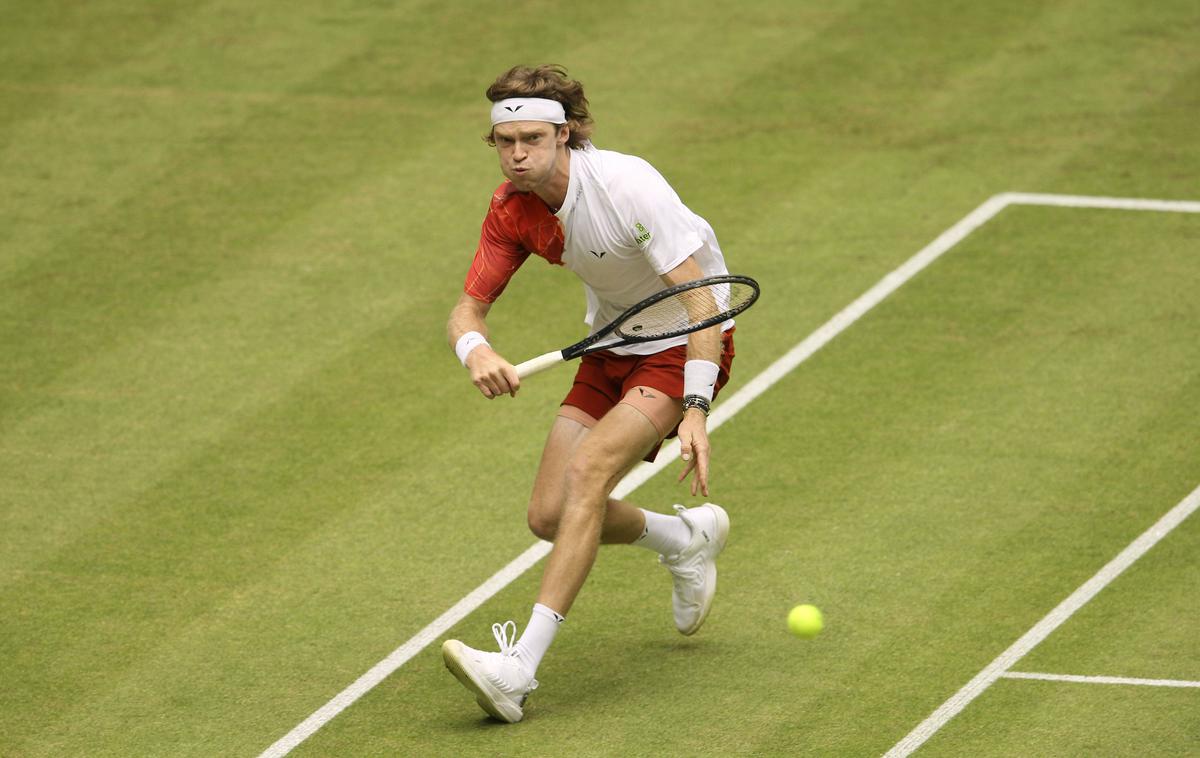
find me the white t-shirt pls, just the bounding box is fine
[553,144,731,355]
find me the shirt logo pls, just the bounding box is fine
[588,250,608,259]
[633,222,651,246]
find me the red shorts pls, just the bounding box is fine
[561,329,736,461]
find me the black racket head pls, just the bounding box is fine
[613,275,759,342]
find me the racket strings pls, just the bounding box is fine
[615,282,755,340]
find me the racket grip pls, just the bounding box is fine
[515,351,564,379]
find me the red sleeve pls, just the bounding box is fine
[464,198,530,303]
[463,184,564,303]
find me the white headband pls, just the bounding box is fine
[490,97,567,126]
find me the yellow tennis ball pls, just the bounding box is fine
[788,604,824,639]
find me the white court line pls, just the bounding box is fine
[1000,192,1200,214]
[1003,672,1200,689]
[882,194,1200,758]
[260,192,1199,757]
[883,485,1200,758]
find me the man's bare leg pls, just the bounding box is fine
[527,413,650,546]
[534,403,660,614]
[442,402,719,723]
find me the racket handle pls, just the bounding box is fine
[515,351,564,379]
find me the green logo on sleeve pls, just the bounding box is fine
[633,221,651,246]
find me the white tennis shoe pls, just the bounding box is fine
[660,502,730,635]
[442,621,538,723]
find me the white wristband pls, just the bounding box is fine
[684,359,719,402]
[455,331,490,367]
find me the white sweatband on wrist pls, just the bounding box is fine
[684,359,720,402]
[455,331,490,367]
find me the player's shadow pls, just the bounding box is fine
[535,636,731,723]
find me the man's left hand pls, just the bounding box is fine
[677,407,710,497]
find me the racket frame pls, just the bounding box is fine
[514,274,759,379]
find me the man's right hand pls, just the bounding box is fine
[466,345,521,398]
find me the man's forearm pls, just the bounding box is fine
[686,324,722,365]
[447,293,491,347]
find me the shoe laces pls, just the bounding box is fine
[491,620,518,655]
[490,620,538,692]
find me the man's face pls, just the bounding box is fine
[492,121,567,192]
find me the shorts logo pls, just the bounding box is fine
[637,387,657,399]
[589,250,608,259]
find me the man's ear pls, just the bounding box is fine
[557,124,570,146]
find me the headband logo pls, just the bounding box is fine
[490,98,565,125]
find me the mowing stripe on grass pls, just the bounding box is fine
[259,193,1199,757]
[884,482,1200,757]
[1002,672,1200,689]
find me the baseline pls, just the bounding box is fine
[1002,672,1200,689]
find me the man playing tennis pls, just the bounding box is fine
[442,65,737,723]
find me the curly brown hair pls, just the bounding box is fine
[484,64,594,150]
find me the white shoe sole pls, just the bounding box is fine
[680,502,730,636]
[441,640,524,723]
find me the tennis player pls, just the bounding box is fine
[442,65,737,723]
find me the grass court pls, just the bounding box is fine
[2,1,1198,755]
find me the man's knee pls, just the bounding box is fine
[565,448,607,493]
[527,489,562,541]
[527,507,559,541]
[563,437,629,503]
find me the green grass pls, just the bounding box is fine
[2,1,1198,756]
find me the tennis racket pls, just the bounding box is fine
[514,274,760,379]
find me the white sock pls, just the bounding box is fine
[634,508,692,556]
[515,603,563,675]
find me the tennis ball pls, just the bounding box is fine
[787,604,824,639]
